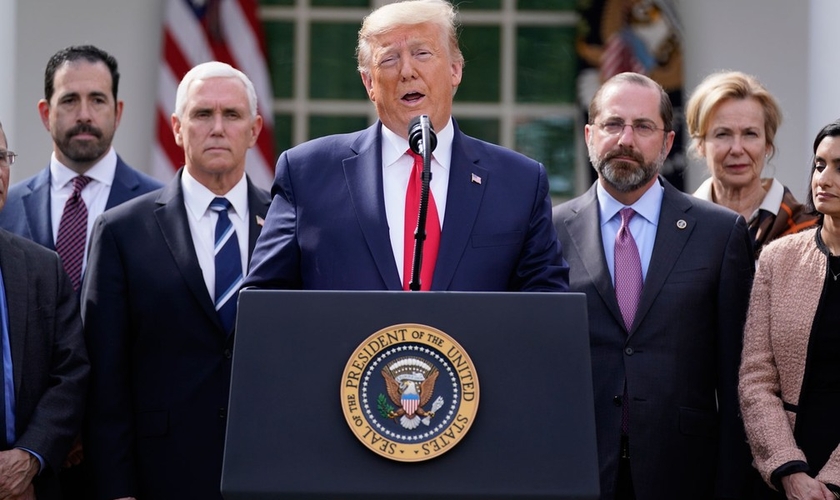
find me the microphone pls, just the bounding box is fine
[408,115,437,156]
[406,115,437,291]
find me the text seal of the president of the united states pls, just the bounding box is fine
[340,323,480,462]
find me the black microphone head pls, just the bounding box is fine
[408,116,424,154]
[408,115,437,155]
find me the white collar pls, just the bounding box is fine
[50,147,118,189]
[381,117,454,170]
[694,177,785,218]
[181,169,249,223]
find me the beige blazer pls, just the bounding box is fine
[739,227,840,487]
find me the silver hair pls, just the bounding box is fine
[173,61,258,118]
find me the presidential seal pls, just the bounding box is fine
[340,323,479,462]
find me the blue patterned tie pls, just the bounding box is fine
[209,197,242,333]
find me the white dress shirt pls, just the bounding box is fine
[50,147,119,275]
[181,170,250,299]
[382,118,453,284]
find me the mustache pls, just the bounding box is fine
[66,123,103,139]
[603,146,644,164]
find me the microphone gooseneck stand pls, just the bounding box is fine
[407,115,437,291]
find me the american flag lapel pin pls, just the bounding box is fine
[471,173,482,185]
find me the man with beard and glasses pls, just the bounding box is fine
[552,72,755,500]
[0,45,161,499]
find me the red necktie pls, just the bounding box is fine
[403,150,440,291]
[55,175,93,290]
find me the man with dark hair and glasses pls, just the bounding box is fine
[0,121,89,500]
[0,44,162,499]
[552,72,755,500]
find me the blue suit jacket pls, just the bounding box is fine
[0,156,163,249]
[244,120,568,291]
[553,179,754,500]
[81,170,271,500]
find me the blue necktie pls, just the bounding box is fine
[209,198,242,333]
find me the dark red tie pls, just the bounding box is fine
[55,175,93,290]
[403,151,440,291]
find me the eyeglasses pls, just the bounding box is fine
[595,119,667,138]
[0,150,16,166]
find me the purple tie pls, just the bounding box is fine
[55,175,93,290]
[615,207,642,436]
[614,208,643,331]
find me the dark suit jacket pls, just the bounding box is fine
[0,229,89,499]
[244,120,568,291]
[81,171,270,500]
[0,156,163,249]
[553,179,754,500]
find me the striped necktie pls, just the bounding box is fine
[209,197,242,333]
[55,175,93,290]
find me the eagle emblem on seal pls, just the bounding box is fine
[379,356,445,430]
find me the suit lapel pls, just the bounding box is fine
[632,179,695,332]
[563,185,626,329]
[246,179,271,262]
[0,232,29,393]
[153,172,222,330]
[431,129,487,290]
[104,156,142,209]
[344,123,402,290]
[21,169,54,249]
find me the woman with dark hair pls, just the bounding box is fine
[739,118,840,500]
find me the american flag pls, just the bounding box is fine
[600,31,645,81]
[154,0,275,189]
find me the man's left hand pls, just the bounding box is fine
[0,449,38,499]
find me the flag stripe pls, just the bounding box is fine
[155,0,275,189]
[156,109,182,173]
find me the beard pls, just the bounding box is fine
[54,123,111,164]
[589,142,668,193]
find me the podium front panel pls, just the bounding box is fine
[223,290,598,500]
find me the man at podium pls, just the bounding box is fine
[244,0,568,293]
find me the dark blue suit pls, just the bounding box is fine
[81,170,271,500]
[0,156,163,248]
[244,120,568,291]
[553,179,754,499]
